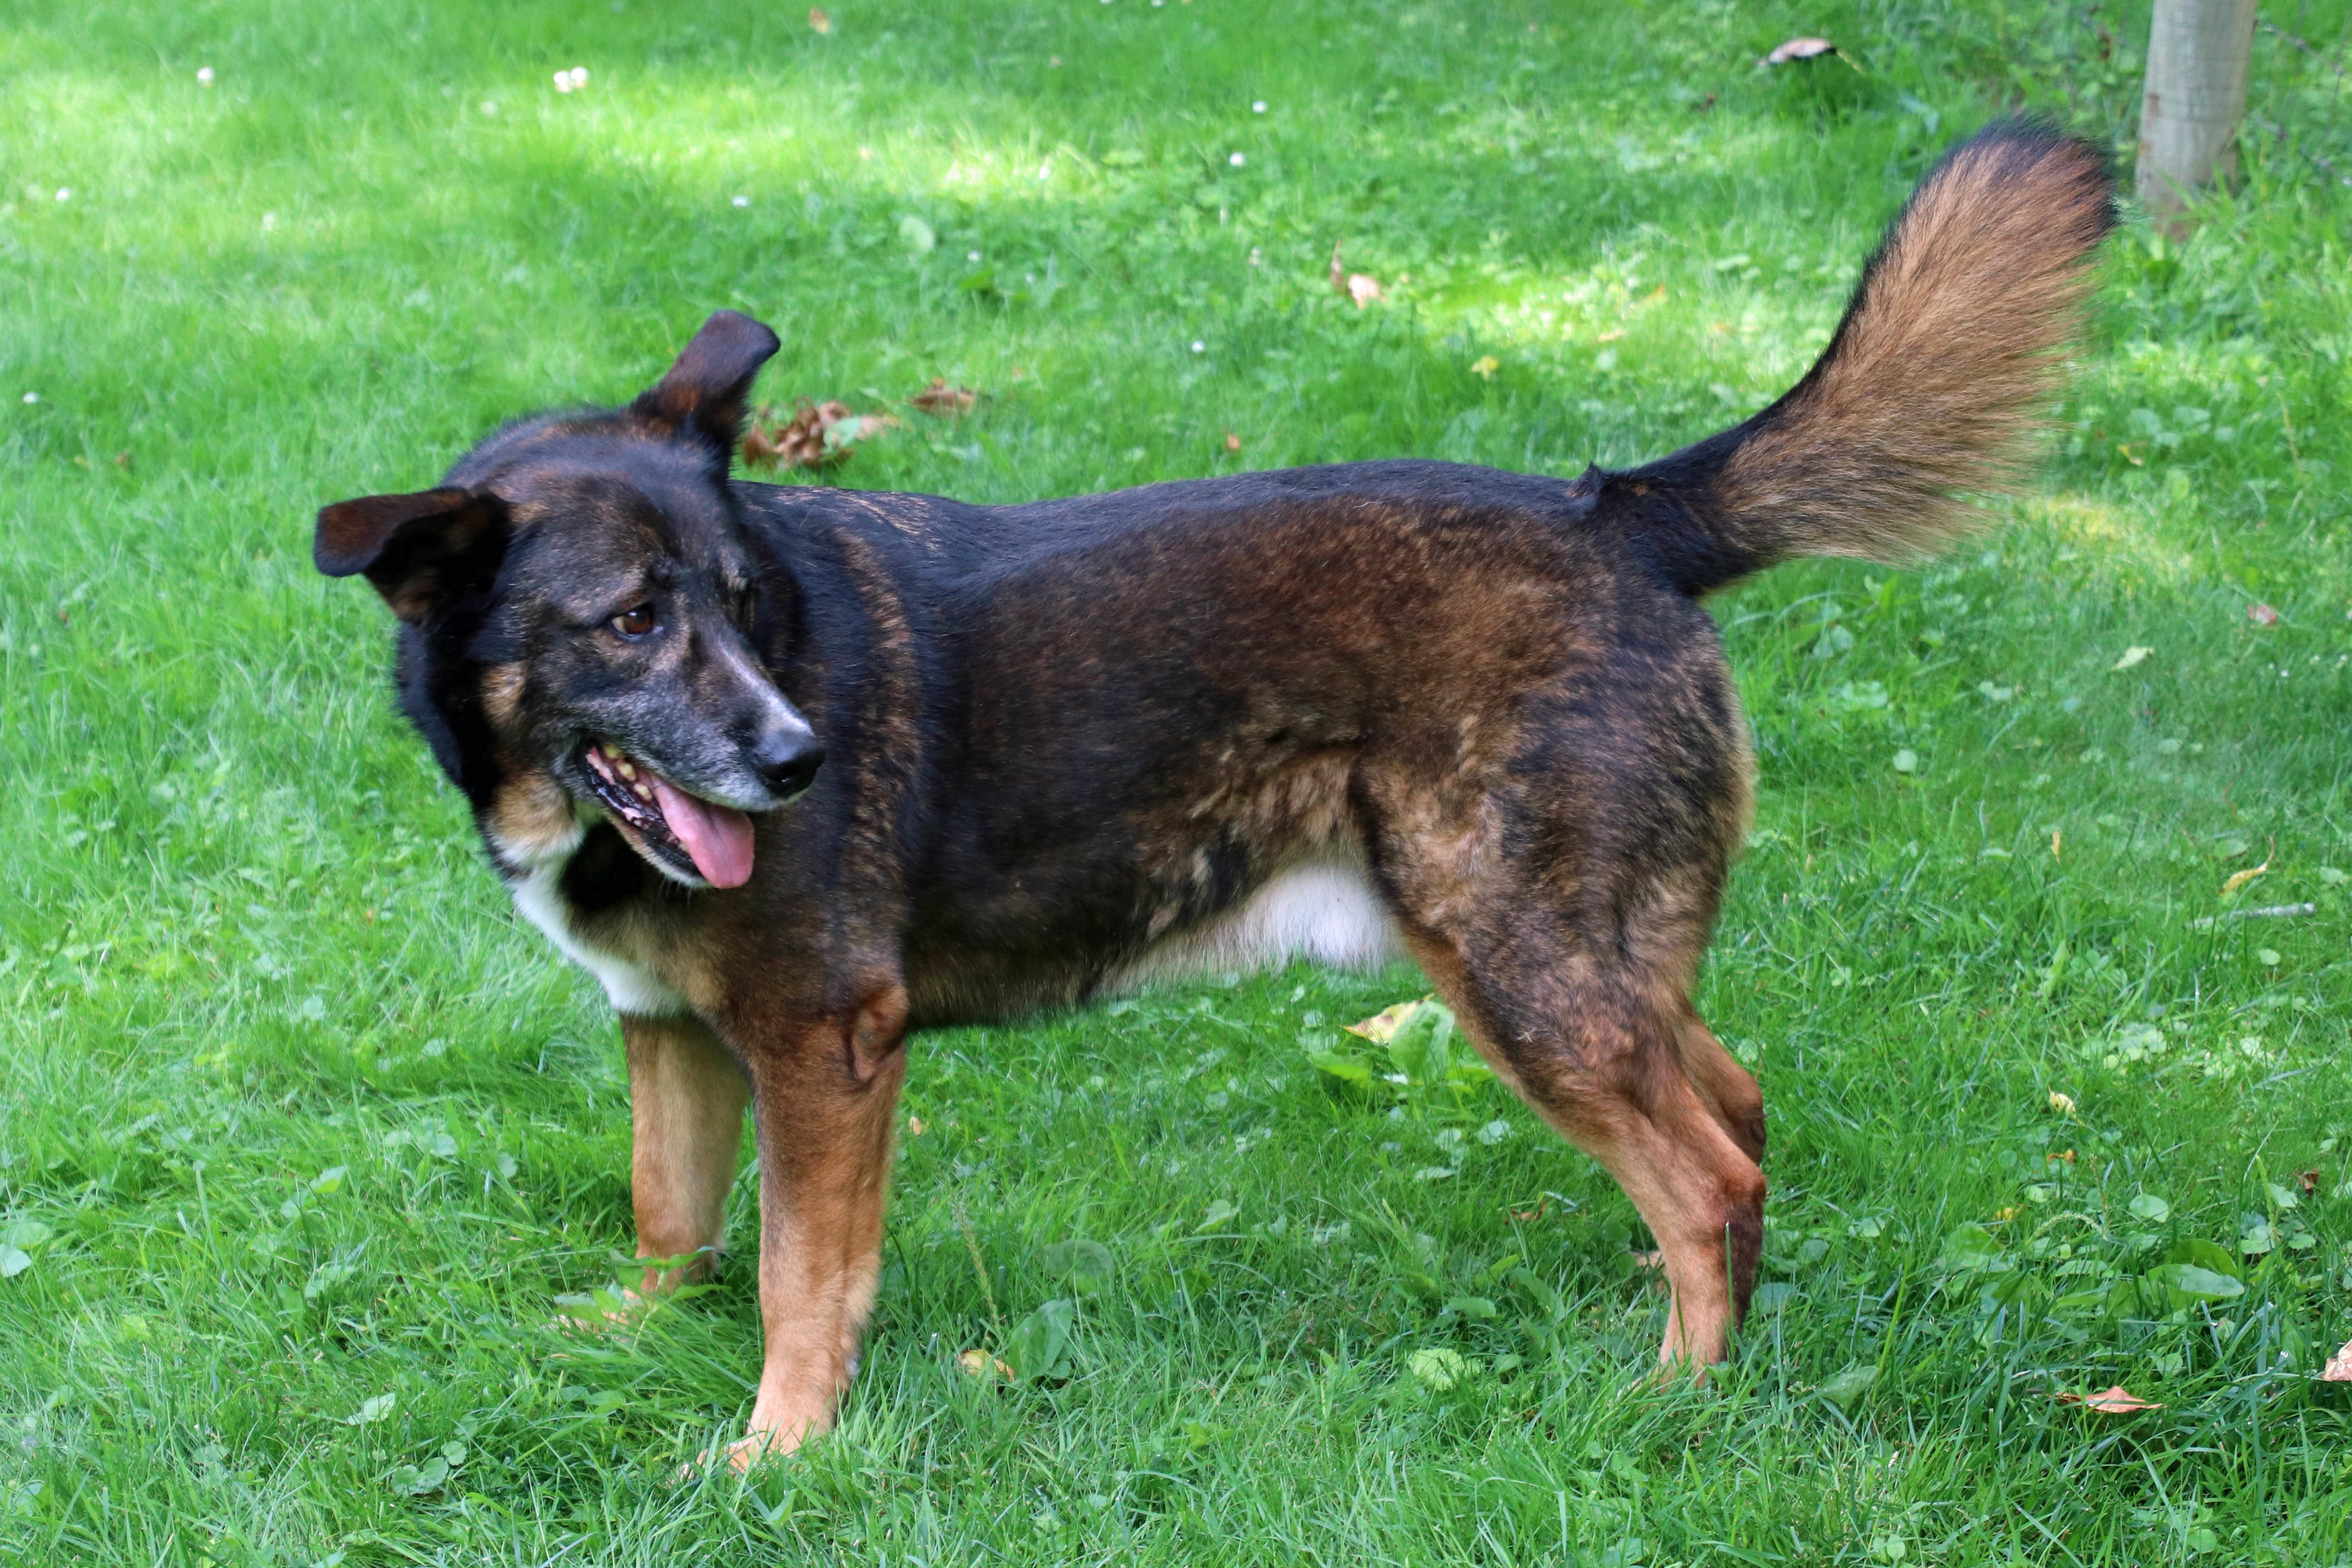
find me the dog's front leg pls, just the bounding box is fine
[624,1014,751,1297]
[725,982,910,1471]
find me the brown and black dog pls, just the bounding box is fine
[315,123,2111,1467]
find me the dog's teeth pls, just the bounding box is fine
[615,758,637,780]
[633,782,654,801]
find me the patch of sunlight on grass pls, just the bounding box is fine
[2026,491,2198,585]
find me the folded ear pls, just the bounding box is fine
[314,487,507,624]
[629,309,781,460]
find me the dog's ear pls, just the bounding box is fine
[315,488,508,624]
[630,310,781,460]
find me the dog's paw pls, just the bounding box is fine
[550,1283,656,1335]
[675,1429,802,1481]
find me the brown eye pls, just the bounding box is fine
[610,604,656,639]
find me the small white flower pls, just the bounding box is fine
[196,66,216,86]
[54,188,70,202]
[1037,161,1051,179]
[480,100,497,116]
[21,392,38,404]
[1190,339,1205,353]
[1229,152,1244,167]
[967,249,981,262]
[553,67,589,93]
[1251,100,1266,113]
[261,211,278,231]
[731,194,750,208]
[1247,247,1261,265]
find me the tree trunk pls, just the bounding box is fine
[2136,0,2259,226]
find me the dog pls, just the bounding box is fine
[314,122,2111,1468]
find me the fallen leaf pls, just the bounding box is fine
[809,7,833,32]
[112,450,132,470]
[2111,645,2154,671]
[910,378,977,417]
[2247,603,2279,628]
[2048,1091,2077,1115]
[2060,1385,2162,1413]
[741,400,899,471]
[2220,858,2271,900]
[1763,36,1840,65]
[1223,431,1242,452]
[2325,1340,2352,1381]
[1330,239,1383,308]
[906,1116,925,1136]
[2299,1169,2320,1195]
[1596,329,1624,343]
[956,1348,1014,1381]
[1470,355,1499,380]
[1345,999,1429,1044]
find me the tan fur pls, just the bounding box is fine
[726,986,909,1471]
[624,1015,751,1293]
[1710,130,2112,565]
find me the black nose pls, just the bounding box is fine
[748,730,824,800]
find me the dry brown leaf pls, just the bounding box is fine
[1224,431,1242,453]
[1329,239,1383,308]
[2325,1340,2352,1381]
[809,7,833,33]
[740,399,898,471]
[956,1348,1014,1381]
[2058,1385,2162,1413]
[1764,37,1840,65]
[2248,602,2279,627]
[910,377,977,417]
[112,450,132,470]
[2299,1169,2321,1195]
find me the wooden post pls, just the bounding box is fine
[2136,0,2259,227]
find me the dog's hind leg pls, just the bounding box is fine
[624,1014,751,1297]
[722,981,911,1470]
[1675,1011,1765,1168]
[1365,621,1764,1370]
[1406,926,1764,1370]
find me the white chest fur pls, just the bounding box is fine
[1111,851,1403,990]
[504,847,689,1018]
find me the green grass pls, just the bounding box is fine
[5,0,2352,1561]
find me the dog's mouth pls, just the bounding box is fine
[580,742,757,889]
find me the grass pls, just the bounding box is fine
[4,0,2352,1561]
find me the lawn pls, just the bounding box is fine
[4,0,2352,1562]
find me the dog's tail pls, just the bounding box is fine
[1600,120,2114,596]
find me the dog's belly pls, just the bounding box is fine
[1107,852,1403,990]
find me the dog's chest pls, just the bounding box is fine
[506,855,690,1017]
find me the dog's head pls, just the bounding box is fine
[314,311,820,890]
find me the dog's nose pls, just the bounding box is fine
[748,729,824,800]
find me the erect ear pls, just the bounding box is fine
[314,487,508,624]
[629,309,781,459]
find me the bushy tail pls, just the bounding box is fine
[1606,120,2115,595]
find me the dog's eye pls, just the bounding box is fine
[610,604,657,640]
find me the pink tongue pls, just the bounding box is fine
[648,776,756,888]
